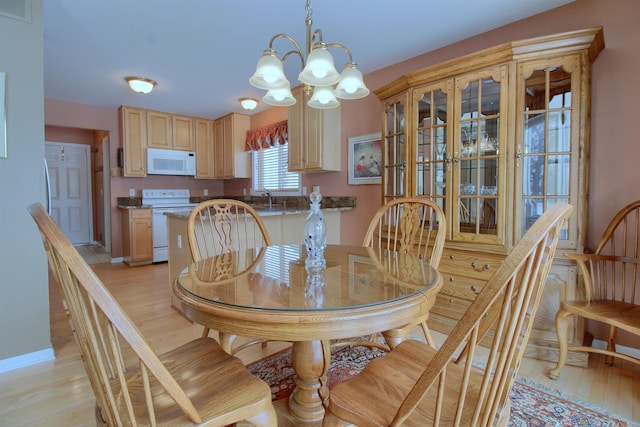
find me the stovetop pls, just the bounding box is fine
[141,189,195,207]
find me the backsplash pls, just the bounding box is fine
[117,195,356,209]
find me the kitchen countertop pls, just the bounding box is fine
[117,195,356,214]
[164,205,352,220]
[117,204,152,209]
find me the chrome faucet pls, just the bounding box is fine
[260,189,272,209]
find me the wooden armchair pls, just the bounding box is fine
[28,203,276,427]
[360,197,446,349]
[187,199,272,353]
[549,200,640,379]
[323,203,572,427]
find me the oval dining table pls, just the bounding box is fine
[174,244,442,426]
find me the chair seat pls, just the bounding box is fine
[327,340,497,427]
[115,337,273,425]
[560,300,640,335]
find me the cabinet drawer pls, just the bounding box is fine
[430,293,471,321]
[131,209,151,219]
[440,249,504,280]
[439,274,485,300]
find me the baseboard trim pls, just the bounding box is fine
[592,339,640,360]
[0,347,55,374]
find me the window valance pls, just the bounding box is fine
[245,120,288,151]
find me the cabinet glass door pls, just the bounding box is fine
[518,58,580,246]
[413,81,451,217]
[453,66,507,244]
[382,95,408,203]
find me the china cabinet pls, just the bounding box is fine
[213,112,251,179]
[376,27,604,365]
[121,207,153,266]
[288,85,341,172]
[119,106,146,177]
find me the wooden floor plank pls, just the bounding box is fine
[0,261,638,425]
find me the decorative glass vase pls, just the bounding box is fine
[304,186,327,269]
[304,265,326,308]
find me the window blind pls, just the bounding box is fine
[252,144,300,193]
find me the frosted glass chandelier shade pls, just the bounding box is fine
[307,86,340,109]
[249,49,289,90]
[334,63,370,99]
[262,83,296,106]
[298,45,340,86]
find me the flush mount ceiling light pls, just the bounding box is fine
[125,77,157,94]
[249,0,369,109]
[239,98,259,110]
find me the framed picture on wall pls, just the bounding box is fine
[348,132,382,185]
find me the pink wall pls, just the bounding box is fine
[44,0,640,343]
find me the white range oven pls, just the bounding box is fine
[141,189,197,263]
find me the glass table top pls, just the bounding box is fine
[177,244,440,311]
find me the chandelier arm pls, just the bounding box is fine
[282,50,305,69]
[323,42,355,63]
[310,29,324,48]
[269,33,305,58]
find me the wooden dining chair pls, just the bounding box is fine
[187,199,272,353]
[359,197,446,349]
[549,200,640,378]
[28,203,277,427]
[323,203,573,427]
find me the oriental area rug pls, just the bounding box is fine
[247,341,634,427]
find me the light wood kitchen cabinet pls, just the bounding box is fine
[146,110,173,149]
[121,208,153,266]
[172,114,195,151]
[213,112,250,179]
[376,27,604,366]
[288,85,341,172]
[119,106,147,177]
[194,118,214,179]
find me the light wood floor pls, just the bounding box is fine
[1,261,639,426]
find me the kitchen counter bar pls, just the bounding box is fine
[117,195,356,211]
[164,205,352,220]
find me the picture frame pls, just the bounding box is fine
[348,132,382,185]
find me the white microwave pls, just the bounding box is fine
[146,148,196,176]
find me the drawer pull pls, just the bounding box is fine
[471,285,480,294]
[471,261,491,271]
[449,254,455,260]
[449,276,454,282]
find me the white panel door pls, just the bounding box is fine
[45,141,92,245]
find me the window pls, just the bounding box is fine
[252,144,301,195]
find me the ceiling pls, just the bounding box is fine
[43,0,574,120]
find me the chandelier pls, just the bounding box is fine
[249,0,369,109]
